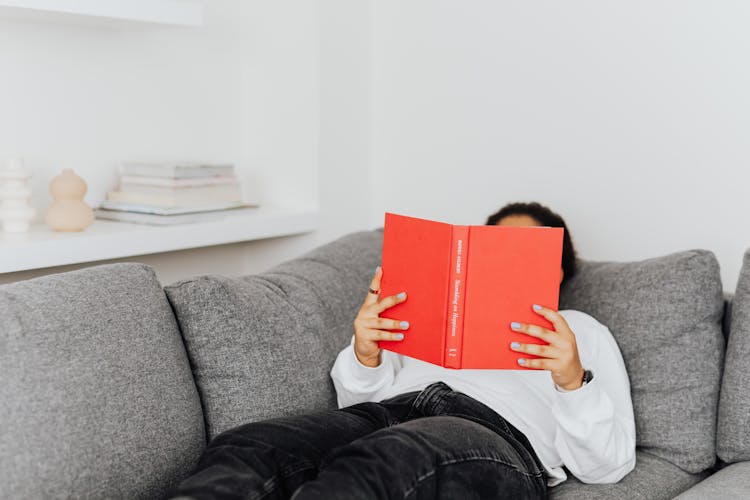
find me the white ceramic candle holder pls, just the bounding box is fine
[0,158,36,233]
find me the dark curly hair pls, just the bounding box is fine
[485,202,577,286]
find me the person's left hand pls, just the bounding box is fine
[509,305,585,390]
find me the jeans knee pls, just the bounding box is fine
[302,416,545,499]
[397,417,522,458]
[405,457,546,500]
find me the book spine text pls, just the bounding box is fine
[444,225,469,368]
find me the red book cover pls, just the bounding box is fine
[379,212,563,369]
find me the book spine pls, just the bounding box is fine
[444,225,469,369]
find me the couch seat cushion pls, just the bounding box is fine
[550,451,704,500]
[717,249,750,462]
[0,263,205,500]
[165,230,383,439]
[559,250,724,473]
[674,462,750,499]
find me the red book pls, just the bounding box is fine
[379,212,564,369]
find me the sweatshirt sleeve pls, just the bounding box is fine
[330,335,403,408]
[551,311,636,484]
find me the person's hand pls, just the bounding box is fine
[509,304,585,390]
[353,266,409,367]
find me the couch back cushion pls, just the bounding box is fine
[559,250,724,474]
[0,263,205,500]
[165,230,383,439]
[717,249,750,462]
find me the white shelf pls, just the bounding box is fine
[0,0,203,27]
[0,206,318,273]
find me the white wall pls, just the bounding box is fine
[4,1,748,291]
[0,0,374,286]
[372,0,750,290]
[317,0,373,243]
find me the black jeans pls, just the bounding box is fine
[168,382,547,500]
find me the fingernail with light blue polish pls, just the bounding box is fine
[533,304,542,311]
[395,333,404,340]
[400,321,410,329]
[518,358,526,365]
[375,266,381,273]
[397,292,407,300]
[510,342,520,349]
[510,322,521,330]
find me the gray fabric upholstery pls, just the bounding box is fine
[165,230,383,439]
[723,293,734,342]
[559,251,724,474]
[674,462,750,500]
[0,263,205,500]
[718,249,750,462]
[549,451,705,500]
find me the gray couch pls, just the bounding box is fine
[2,229,749,499]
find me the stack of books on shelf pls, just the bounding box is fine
[95,162,256,225]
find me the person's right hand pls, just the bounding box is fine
[353,266,409,367]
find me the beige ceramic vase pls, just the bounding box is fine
[45,169,94,232]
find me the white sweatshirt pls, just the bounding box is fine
[330,310,636,487]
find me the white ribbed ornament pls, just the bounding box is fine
[0,158,36,233]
